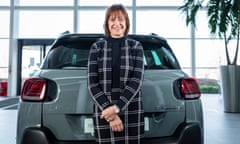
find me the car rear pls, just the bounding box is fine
[17,34,203,144]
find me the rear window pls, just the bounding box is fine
[41,38,180,70]
[143,47,179,69]
[42,45,89,69]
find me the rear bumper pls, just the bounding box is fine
[145,123,203,144]
[19,123,203,144]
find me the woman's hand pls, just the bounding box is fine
[101,105,116,122]
[109,115,124,132]
[101,106,124,132]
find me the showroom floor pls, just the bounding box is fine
[0,94,240,144]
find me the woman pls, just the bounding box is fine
[88,4,144,144]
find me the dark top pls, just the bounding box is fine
[107,36,124,99]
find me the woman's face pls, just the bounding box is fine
[108,12,126,38]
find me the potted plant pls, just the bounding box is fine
[179,0,240,112]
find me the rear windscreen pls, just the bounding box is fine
[41,39,180,70]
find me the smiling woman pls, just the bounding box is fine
[88,4,145,144]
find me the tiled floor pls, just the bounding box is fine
[0,110,17,144]
[1,94,240,144]
[201,94,240,144]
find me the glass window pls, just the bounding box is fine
[137,0,184,6]
[19,11,73,38]
[136,10,190,38]
[195,39,223,79]
[227,40,240,65]
[78,10,105,33]
[169,38,225,79]
[0,11,10,38]
[195,11,211,38]
[0,0,10,6]
[196,39,240,66]
[151,50,161,65]
[196,68,220,80]
[144,46,180,69]
[22,45,51,78]
[42,44,90,69]
[166,39,191,69]
[2,0,227,82]
[19,0,73,6]
[79,0,132,6]
[78,10,132,34]
[196,39,224,67]
[42,34,180,70]
[0,39,9,79]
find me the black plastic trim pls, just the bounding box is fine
[21,127,55,144]
[20,123,202,144]
[174,123,203,144]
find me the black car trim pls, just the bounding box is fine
[20,123,202,144]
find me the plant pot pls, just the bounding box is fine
[220,65,240,113]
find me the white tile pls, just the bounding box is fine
[0,110,17,144]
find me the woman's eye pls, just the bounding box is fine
[109,16,124,22]
[118,17,124,21]
[110,18,115,21]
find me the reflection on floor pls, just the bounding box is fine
[201,94,240,144]
[0,110,17,144]
[0,94,240,144]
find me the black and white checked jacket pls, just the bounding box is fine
[88,37,145,143]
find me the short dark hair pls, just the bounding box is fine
[103,4,130,37]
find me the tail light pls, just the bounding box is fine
[0,81,7,96]
[180,78,201,99]
[174,77,201,100]
[21,78,47,101]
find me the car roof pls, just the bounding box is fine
[51,33,171,50]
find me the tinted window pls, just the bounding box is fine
[42,45,89,69]
[144,47,179,69]
[42,38,180,70]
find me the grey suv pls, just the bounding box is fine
[17,33,204,144]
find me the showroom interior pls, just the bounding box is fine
[0,0,240,144]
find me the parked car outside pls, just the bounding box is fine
[17,33,204,144]
[0,80,7,96]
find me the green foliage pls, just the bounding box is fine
[200,84,220,94]
[179,0,240,65]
